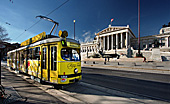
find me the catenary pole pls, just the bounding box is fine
[138,0,141,55]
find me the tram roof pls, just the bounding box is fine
[8,36,80,53]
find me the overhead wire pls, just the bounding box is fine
[14,20,41,40]
[13,0,69,41]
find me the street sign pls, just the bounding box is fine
[0,44,5,49]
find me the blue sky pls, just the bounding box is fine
[0,0,170,43]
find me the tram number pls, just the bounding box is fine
[61,75,67,78]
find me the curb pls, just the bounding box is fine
[82,64,170,75]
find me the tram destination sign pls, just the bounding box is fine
[67,42,79,48]
[21,32,46,46]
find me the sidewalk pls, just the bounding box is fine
[0,64,65,104]
[0,86,24,104]
[82,58,170,74]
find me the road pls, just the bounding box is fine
[1,61,170,103]
[82,67,170,102]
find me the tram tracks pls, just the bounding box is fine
[82,73,170,103]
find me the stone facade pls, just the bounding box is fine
[81,25,170,61]
[131,33,170,51]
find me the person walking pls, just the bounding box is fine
[143,57,146,62]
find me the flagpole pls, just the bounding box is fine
[110,18,114,26]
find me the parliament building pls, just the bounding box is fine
[81,24,170,61]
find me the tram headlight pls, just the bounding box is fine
[74,68,78,74]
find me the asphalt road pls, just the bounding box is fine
[82,67,170,102]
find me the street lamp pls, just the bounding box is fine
[73,20,76,40]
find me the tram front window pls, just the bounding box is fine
[61,48,80,61]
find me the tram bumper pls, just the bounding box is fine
[58,73,82,84]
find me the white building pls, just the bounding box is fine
[131,26,170,51]
[81,24,170,61]
[81,25,136,58]
[95,25,135,52]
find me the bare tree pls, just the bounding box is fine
[0,26,11,42]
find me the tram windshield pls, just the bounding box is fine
[61,48,80,61]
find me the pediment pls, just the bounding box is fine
[96,26,126,35]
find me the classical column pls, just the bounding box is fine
[103,36,105,50]
[126,32,128,48]
[121,33,123,49]
[107,35,109,50]
[146,43,148,49]
[99,37,101,50]
[129,34,131,47]
[111,34,113,50]
[97,36,99,42]
[167,37,169,47]
[116,34,118,49]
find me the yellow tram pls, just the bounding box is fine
[7,31,82,85]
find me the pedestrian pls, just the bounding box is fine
[143,57,146,62]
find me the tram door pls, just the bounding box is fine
[42,46,48,81]
[50,45,58,83]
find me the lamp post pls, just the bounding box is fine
[73,20,76,40]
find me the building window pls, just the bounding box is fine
[162,43,165,46]
[168,37,170,47]
[143,44,146,48]
[161,37,165,40]
[149,43,152,47]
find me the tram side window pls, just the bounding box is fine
[24,50,27,60]
[20,51,24,65]
[11,53,14,63]
[33,47,40,60]
[7,53,11,64]
[7,53,10,59]
[42,48,46,69]
[13,52,16,62]
[17,52,19,64]
[28,49,32,60]
[51,46,57,71]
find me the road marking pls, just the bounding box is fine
[111,71,141,76]
[122,72,141,76]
